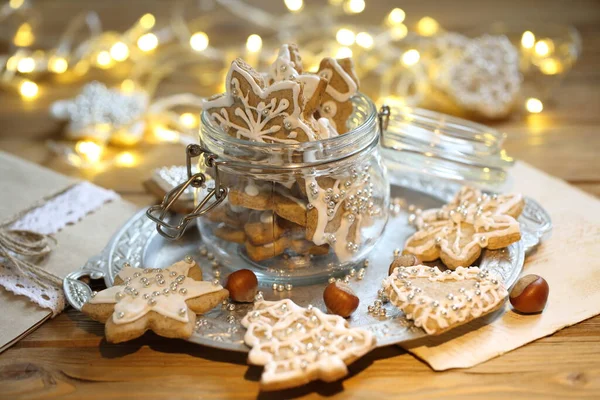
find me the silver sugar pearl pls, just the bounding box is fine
[178,308,187,316]
[116,311,125,319]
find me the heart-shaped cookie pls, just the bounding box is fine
[382,265,508,335]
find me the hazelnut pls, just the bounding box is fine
[388,254,420,275]
[323,281,359,318]
[509,274,549,314]
[225,269,258,303]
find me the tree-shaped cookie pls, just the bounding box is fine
[316,57,360,134]
[382,265,508,335]
[203,58,326,143]
[241,299,376,391]
[81,259,228,343]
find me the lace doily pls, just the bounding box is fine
[0,182,118,315]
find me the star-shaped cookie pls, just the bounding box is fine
[404,187,524,269]
[81,259,228,343]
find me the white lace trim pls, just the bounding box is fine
[0,182,118,316]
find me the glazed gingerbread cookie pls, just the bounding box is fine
[245,236,290,262]
[299,165,380,262]
[382,265,508,335]
[203,58,327,144]
[316,57,360,134]
[416,186,525,225]
[267,44,304,84]
[404,187,524,269]
[241,299,376,390]
[81,258,228,343]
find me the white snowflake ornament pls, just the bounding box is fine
[50,81,149,142]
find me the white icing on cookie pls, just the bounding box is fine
[245,182,260,196]
[382,265,508,335]
[319,60,358,103]
[241,299,376,390]
[304,165,376,262]
[202,60,319,143]
[88,261,224,325]
[405,212,520,260]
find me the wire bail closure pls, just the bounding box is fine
[146,144,228,240]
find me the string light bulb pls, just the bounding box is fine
[336,46,352,58]
[48,56,68,74]
[539,58,563,75]
[95,51,113,68]
[179,112,199,128]
[402,49,420,66]
[534,39,553,57]
[120,79,136,93]
[19,80,38,99]
[246,34,263,52]
[115,151,136,167]
[17,57,36,73]
[284,0,303,12]
[526,98,543,113]
[154,125,180,142]
[9,0,25,9]
[521,31,535,49]
[344,0,365,14]
[417,16,440,36]
[190,32,209,51]
[137,33,158,52]
[387,8,406,25]
[13,23,34,47]
[110,42,130,62]
[336,28,355,46]
[390,24,408,40]
[75,140,103,164]
[355,32,373,49]
[139,13,156,30]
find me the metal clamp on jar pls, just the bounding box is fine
[147,94,391,285]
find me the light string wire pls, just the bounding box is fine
[0,0,579,169]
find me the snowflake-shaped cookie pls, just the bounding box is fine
[382,265,508,335]
[81,259,228,343]
[203,58,326,143]
[241,299,375,391]
[405,187,524,269]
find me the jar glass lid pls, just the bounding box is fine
[379,105,514,189]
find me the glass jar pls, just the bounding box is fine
[197,93,390,285]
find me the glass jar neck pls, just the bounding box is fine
[199,93,378,170]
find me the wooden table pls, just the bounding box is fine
[1,1,599,398]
